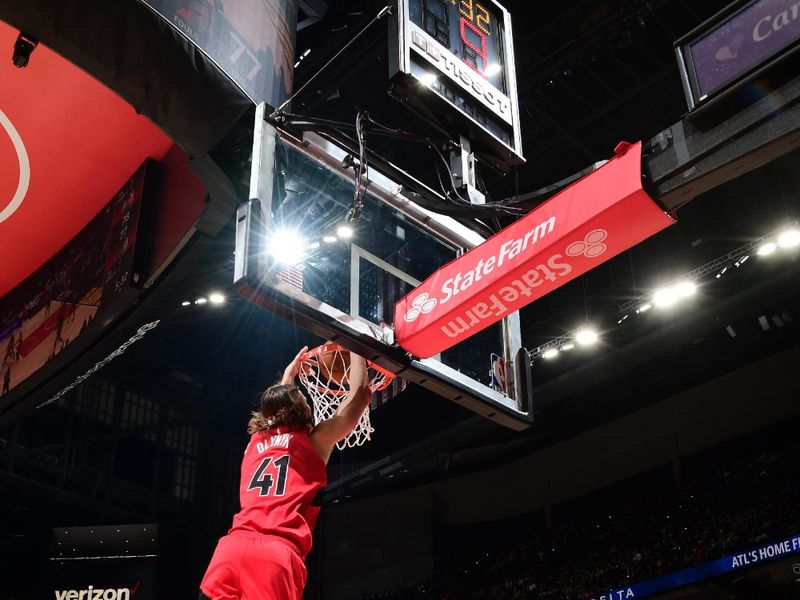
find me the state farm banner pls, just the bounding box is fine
[394,143,675,358]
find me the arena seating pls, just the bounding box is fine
[354,420,800,599]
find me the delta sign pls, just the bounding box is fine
[394,142,676,358]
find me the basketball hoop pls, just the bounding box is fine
[298,342,395,449]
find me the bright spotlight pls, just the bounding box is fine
[181,301,191,307]
[195,297,208,305]
[418,72,438,87]
[560,342,575,351]
[757,242,777,256]
[638,303,652,313]
[653,287,677,307]
[575,328,598,346]
[323,235,337,243]
[337,225,354,239]
[778,228,800,248]
[542,348,559,359]
[309,241,320,249]
[209,293,225,305]
[675,281,696,298]
[484,63,502,77]
[269,229,306,265]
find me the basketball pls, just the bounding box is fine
[318,347,350,384]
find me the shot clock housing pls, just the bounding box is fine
[388,0,524,172]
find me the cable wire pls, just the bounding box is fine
[271,6,391,118]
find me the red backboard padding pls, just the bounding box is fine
[0,19,175,298]
[394,143,676,358]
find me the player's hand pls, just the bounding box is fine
[281,346,308,385]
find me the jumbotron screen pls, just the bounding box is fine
[409,0,507,94]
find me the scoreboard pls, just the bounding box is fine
[389,0,524,171]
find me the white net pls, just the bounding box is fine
[298,343,395,449]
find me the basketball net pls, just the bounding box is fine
[298,343,395,449]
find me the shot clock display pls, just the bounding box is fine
[390,0,524,171]
[410,0,507,93]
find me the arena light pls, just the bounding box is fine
[195,297,207,305]
[653,287,678,307]
[542,348,559,359]
[269,229,307,265]
[560,342,575,351]
[337,225,354,239]
[309,241,320,249]
[294,48,311,68]
[575,328,598,346]
[209,293,225,305]
[323,235,337,243]
[757,241,777,256]
[675,281,696,298]
[638,303,652,313]
[181,301,190,307]
[778,228,800,248]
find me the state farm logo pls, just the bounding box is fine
[566,229,608,258]
[404,292,437,323]
[0,108,30,224]
[433,228,611,341]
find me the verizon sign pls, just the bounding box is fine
[394,142,675,358]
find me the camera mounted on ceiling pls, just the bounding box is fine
[13,32,38,69]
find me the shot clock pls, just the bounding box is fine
[411,0,508,92]
[389,0,524,171]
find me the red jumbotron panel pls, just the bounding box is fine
[394,142,676,359]
[0,19,174,298]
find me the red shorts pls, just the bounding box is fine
[200,531,307,600]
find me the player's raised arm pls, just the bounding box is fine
[281,346,308,385]
[310,352,371,463]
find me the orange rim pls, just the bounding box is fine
[300,342,397,392]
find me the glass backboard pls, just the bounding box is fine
[235,106,532,429]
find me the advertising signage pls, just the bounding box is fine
[139,0,298,108]
[395,143,674,358]
[676,0,800,110]
[586,532,800,600]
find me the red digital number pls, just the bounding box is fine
[460,17,488,74]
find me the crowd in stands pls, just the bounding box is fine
[355,425,800,600]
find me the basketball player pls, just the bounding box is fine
[199,345,371,600]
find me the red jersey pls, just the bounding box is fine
[229,426,327,557]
